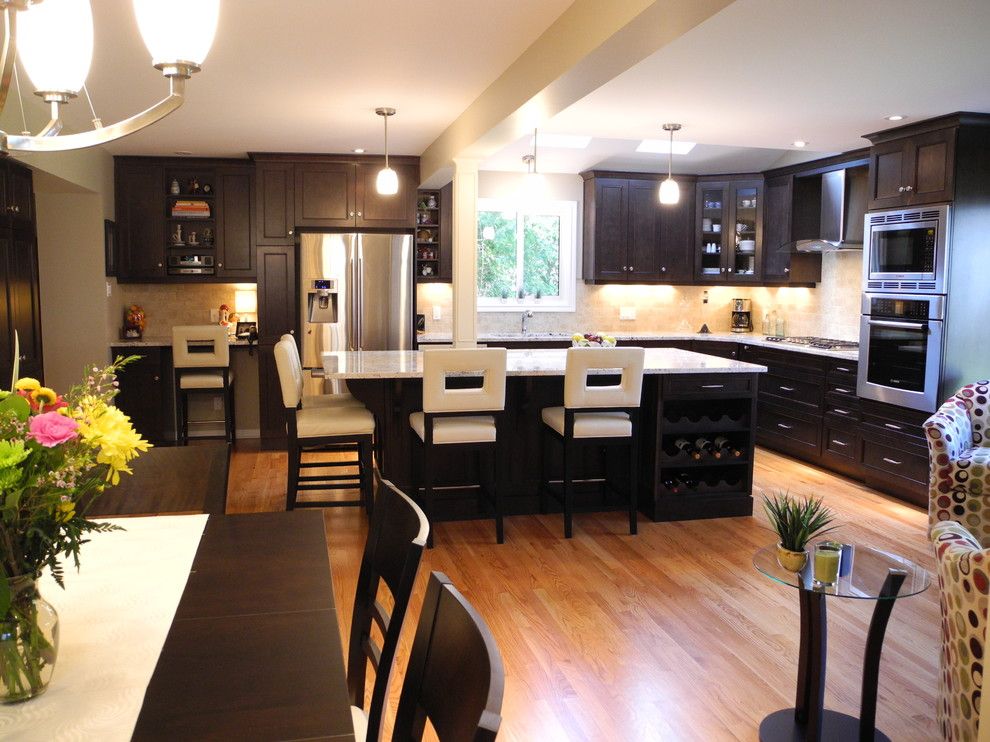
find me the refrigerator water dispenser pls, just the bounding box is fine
[307,279,338,323]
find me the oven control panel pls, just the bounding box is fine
[863,292,944,321]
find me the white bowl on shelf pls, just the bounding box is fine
[738,240,756,253]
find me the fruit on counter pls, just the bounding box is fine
[572,332,617,347]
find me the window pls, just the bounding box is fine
[476,198,576,311]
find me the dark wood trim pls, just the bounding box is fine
[862,111,990,144]
[250,152,420,167]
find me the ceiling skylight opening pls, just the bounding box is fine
[530,133,592,149]
[636,139,697,155]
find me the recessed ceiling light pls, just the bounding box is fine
[636,139,696,155]
[793,140,807,148]
[885,114,905,121]
[353,148,365,153]
[174,150,193,156]
[530,133,592,149]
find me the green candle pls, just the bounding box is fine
[813,543,841,587]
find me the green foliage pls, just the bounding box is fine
[477,210,561,299]
[761,490,838,552]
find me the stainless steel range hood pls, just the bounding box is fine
[787,166,868,253]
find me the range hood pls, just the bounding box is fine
[786,165,868,253]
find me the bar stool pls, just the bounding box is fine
[540,346,645,538]
[274,337,376,512]
[172,325,235,445]
[279,334,363,409]
[409,347,507,547]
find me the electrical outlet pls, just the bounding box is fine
[105,281,112,298]
[432,305,442,320]
[210,308,219,323]
[703,290,709,305]
[619,306,636,321]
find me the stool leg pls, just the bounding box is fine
[492,443,504,544]
[180,390,189,446]
[563,437,574,539]
[286,440,300,510]
[226,381,236,444]
[539,426,550,515]
[422,441,435,549]
[628,438,639,536]
[359,438,373,516]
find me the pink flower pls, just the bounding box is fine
[28,411,78,448]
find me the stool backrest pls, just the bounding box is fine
[172,325,230,369]
[422,347,507,414]
[273,337,302,408]
[563,346,645,409]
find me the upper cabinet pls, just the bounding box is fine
[866,126,955,209]
[214,165,255,279]
[256,162,295,245]
[581,172,694,283]
[115,161,165,280]
[694,177,763,283]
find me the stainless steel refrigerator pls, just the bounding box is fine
[299,232,413,396]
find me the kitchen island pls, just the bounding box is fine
[323,348,767,522]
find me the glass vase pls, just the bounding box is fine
[0,576,59,703]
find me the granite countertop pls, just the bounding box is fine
[321,348,767,379]
[417,330,859,361]
[112,336,254,348]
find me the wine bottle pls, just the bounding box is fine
[661,478,680,494]
[714,435,743,458]
[694,437,721,458]
[674,438,701,460]
[676,472,698,489]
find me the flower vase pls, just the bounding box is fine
[0,576,59,703]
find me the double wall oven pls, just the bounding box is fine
[858,205,950,412]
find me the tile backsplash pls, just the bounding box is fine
[111,282,255,339]
[417,251,863,340]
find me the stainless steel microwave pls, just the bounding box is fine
[863,204,950,294]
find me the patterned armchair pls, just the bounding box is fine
[931,521,987,741]
[924,381,990,545]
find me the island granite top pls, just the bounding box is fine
[321,348,767,379]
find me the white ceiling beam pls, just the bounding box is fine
[419,0,735,187]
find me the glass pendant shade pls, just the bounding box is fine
[133,0,220,66]
[658,177,679,205]
[376,167,399,196]
[18,0,94,95]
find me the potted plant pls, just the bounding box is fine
[762,491,837,572]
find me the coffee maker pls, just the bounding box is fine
[730,298,753,333]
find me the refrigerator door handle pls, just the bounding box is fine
[357,253,364,350]
[348,255,357,351]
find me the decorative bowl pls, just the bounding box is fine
[572,333,617,348]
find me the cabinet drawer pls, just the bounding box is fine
[760,373,823,410]
[663,374,754,398]
[826,358,858,386]
[757,405,821,451]
[825,381,857,400]
[824,396,860,420]
[862,439,928,485]
[823,424,858,461]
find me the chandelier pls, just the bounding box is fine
[0,0,219,154]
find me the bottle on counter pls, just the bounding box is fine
[761,310,771,335]
[774,312,785,337]
[674,438,702,460]
[768,309,778,337]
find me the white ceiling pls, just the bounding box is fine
[28,0,573,158]
[13,0,990,171]
[484,0,990,174]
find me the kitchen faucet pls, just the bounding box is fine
[521,310,533,335]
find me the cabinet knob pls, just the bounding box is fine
[349,211,355,217]
[661,266,666,272]
[153,375,160,382]
[904,185,913,192]
[784,267,790,273]
[19,354,25,361]
[218,262,223,268]
[288,229,294,235]
[157,262,162,268]
[289,330,295,335]
[727,267,733,273]
[356,211,362,217]
[898,186,905,193]
[622,265,627,271]
[628,265,634,272]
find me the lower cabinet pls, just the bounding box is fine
[258,343,287,449]
[112,346,173,443]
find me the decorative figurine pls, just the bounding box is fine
[123,304,146,339]
[187,178,201,194]
[201,183,213,194]
[427,194,437,208]
[187,231,199,245]
[172,224,184,245]
[170,179,180,195]
[203,227,214,245]
[218,303,230,327]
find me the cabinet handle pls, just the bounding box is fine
[701,384,724,389]
[661,266,666,272]
[779,385,795,392]
[832,408,850,416]
[18,354,25,361]
[882,456,903,466]
[784,267,790,274]
[898,186,906,193]
[883,422,903,431]
[833,387,852,394]
[288,229,294,235]
[904,185,913,192]
[157,262,162,267]
[835,366,851,373]
[153,375,160,382]
[776,423,794,430]
[831,439,849,447]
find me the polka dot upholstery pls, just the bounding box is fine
[925,381,990,546]
[932,521,987,741]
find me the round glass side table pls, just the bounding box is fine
[753,543,930,742]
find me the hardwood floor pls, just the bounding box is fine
[227,445,938,742]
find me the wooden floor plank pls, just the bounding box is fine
[226,445,938,742]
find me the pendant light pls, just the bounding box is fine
[375,107,398,196]
[658,123,682,205]
[520,127,544,198]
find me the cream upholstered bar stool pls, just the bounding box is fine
[278,334,363,410]
[274,337,376,511]
[409,347,507,547]
[540,346,645,538]
[172,325,235,445]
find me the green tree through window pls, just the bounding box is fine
[477,210,561,298]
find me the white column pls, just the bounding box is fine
[451,157,479,347]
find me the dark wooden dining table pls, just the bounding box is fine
[131,510,355,741]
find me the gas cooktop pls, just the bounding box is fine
[764,336,859,351]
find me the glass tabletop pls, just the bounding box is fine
[753,542,930,600]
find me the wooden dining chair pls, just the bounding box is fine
[392,571,505,742]
[347,479,429,742]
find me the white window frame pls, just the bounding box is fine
[476,198,577,312]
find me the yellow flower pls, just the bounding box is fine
[30,387,58,407]
[77,405,151,485]
[14,378,40,393]
[56,500,75,523]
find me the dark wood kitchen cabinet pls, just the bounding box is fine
[255,161,295,245]
[294,163,355,228]
[0,162,34,228]
[115,161,166,280]
[354,162,419,229]
[695,177,763,283]
[215,165,255,279]
[111,346,171,443]
[256,244,296,448]
[6,229,43,382]
[866,125,955,209]
[581,172,694,283]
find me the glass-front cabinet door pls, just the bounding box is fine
[696,182,728,280]
[728,180,762,282]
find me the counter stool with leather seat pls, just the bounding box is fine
[279,333,363,410]
[540,346,645,538]
[274,337,376,512]
[172,325,236,445]
[409,347,507,547]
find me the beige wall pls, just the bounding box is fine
[417,171,863,341]
[111,283,257,339]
